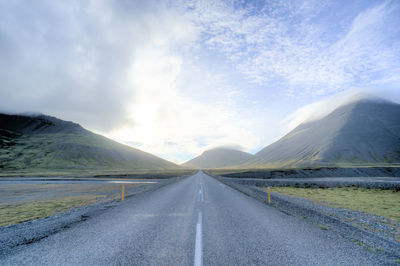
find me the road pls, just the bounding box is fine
[1,171,382,265]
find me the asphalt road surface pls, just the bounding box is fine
[1,171,383,265]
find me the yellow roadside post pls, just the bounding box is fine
[267,186,271,204]
[122,185,125,201]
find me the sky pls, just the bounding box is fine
[0,0,399,163]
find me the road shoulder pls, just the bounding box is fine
[214,176,400,262]
[0,178,180,256]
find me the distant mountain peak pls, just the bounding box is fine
[294,95,396,131]
[201,146,243,154]
[247,99,400,168]
[342,92,393,104]
[183,147,253,169]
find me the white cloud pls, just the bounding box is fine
[189,0,400,96]
[107,54,261,161]
[283,88,400,132]
[1,0,399,163]
[99,9,262,162]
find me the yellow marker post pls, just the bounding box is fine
[122,185,125,201]
[267,186,271,204]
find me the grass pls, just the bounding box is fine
[0,183,145,227]
[0,195,105,226]
[264,187,400,221]
[318,224,329,230]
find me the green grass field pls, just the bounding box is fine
[0,183,145,226]
[265,187,400,221]
[0,195,104,226]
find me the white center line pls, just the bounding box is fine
[200,186,204,202]
[198,188,201,202]
[194,211,203,266]
[198,184,204,202]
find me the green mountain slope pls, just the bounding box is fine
[0,113,179,172]
[182,147,253,169]
[245,98,400,168]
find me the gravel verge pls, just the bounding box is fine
[218,178,400,262]
[219,167,400,179]
[222,176,400,190]
[0,177,181,256]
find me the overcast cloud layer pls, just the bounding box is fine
[0,0,399,163]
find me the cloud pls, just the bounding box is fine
[189,0,400,96]
[107,57,261,161]
[0,0,264,162]
[283,88,400,132]
[0,0,398,163]
[0,0,198,132]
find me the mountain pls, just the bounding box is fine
[0,113,179,172]
[245,98,400,168]
[183,147,253,169]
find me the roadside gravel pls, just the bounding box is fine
[0,177,178,256]
[219,167,400,179]
[220,180,400,262]
[222,176,400,190]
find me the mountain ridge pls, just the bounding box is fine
[244,98,400,168]
[0,113,179,172]
[0,113,86,134]
[183,147,253,169]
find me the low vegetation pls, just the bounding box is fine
[0,195,104,226]
[0,183,145,227]
[0,168,196,178]
[318,224,329,230]
[265,187,400,221]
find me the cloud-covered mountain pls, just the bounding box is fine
[245,98,400,168]
[0,113,179,172]
[183,147,253,169]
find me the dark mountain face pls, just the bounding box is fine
[183,147,253,169]
[0,113,178,171]
[323,99,400,163]
[0,114,86,134]
[246,98,400,168]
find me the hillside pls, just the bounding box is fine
[183,147,253,169]
[245,98,400,168]
[0,113,179,172]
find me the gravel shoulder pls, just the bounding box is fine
[218,178,400,262]
[214,167,400,179]
[221,176,400,189]
[0,177,179,256]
